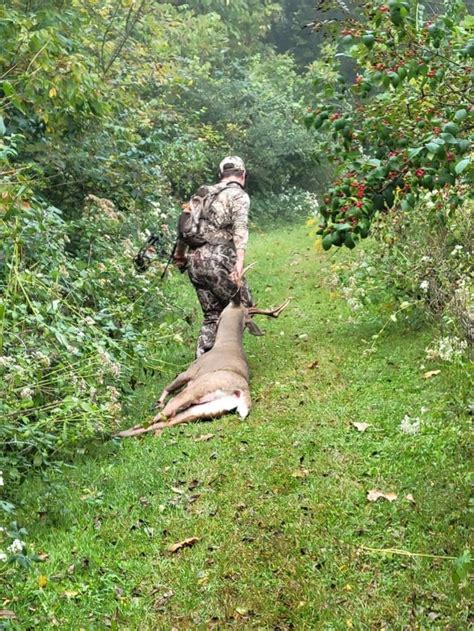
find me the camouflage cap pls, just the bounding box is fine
[219,155,246,174]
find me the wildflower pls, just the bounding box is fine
[400,415,421,435]
[107,386,120,403]
[450,244,463,256]
[426,336,467,362]
[7,539,24,555]
[98,348,121,377]
[0,551,7,562]
[0,356,13,368]
[419,280,429,292]
[106,401,121,417]
[34,351,51,367]
[20,387,33,399]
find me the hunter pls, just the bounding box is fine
[173,156,253,357]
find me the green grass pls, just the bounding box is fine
[3,225,471,629]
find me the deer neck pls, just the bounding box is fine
[213,307,244,349]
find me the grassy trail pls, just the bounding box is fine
[10,226,470,629]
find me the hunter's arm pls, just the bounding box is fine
[231,189,250,281]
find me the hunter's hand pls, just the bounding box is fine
[173,255,187,271]
[229,263,243,286]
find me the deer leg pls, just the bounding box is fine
[155,366,197,408]
[116,389,251,439]
[117,393,245,438]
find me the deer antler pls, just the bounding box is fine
[242,261,257,276]
[247,299,290,318]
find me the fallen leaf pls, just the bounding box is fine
[235,607,249,616]
[154,589,174,609]
[194,433,214,442]
[167,537,200,553]
[62,590,79,599]
[0,610,16,620]
[307,360,319,369]
[171,487,185,495]
[352,422,370,432]
[37,552,49,561]
[405,493,416,504]
[423,369,441,379]
[114,587,125,599]
[37,575,48,588]
[291,468,309,479]
[367,489,398,502]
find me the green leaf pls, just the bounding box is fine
[426,142,442,155]
[455,158,470,175]
[454,109,468,122]
[408,147,423,159]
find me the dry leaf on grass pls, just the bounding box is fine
[405,493,416,504]
[167,537,199,553]
[367,489,398,502]
[0,611,16,620]
[171,487,185,495]
[352,422,370,432]
[423,370,441,379]
[154,589,174,609]
[307,360,319,369]
[194,433,215,442]
[291,468,309,479]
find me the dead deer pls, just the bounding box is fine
[117,296,289,438]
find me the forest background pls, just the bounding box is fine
[0,0,472,597]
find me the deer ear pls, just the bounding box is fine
[245,319,264,336]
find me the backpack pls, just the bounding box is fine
[178,183,235,249]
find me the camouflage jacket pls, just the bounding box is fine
[192,181,250,251]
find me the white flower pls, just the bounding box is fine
[0,551,7,562]
[34,352,51,367]
[426,336,467,362]
[420,280,429,292]
[107,386,120,403]
[7,539,24,555]
[400,415,421,435]
[450,244,463,256]
[20,387,33,399]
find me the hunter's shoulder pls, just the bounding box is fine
[221,183,250,205]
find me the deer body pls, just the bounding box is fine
[117,298,288,438]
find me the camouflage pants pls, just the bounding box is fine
[187,243,253,357]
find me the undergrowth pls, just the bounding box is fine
[1,226,471,629]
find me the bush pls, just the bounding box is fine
[0,187,185,480]
[331,195,473,346]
